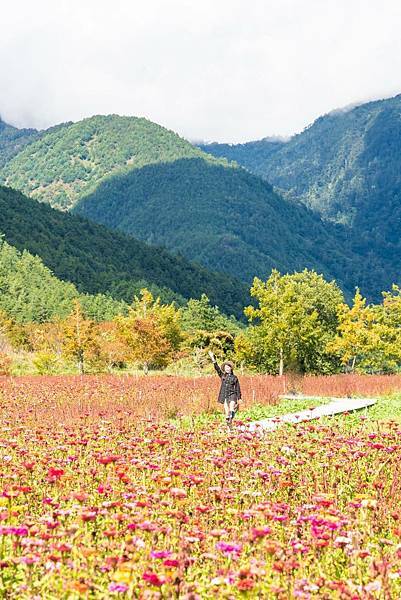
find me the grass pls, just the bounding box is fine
[174,392,401,431]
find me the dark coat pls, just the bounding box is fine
[213,362,242,404]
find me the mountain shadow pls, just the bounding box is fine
[75,157,396,301]
[0,185,250,319]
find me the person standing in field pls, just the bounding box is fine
[208,350,242,425]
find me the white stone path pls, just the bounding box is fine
[246,395,377,432]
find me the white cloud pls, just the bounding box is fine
[1,0,401,142]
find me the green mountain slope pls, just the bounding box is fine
[0,118,40,168]
[0,238,127,323]
[0,113,398,302]
[0,186,249,319]
[198,138,285,174]
[0,115,222,210]
[75,157,394,301]
[198,95,401,240]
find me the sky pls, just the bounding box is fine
[1,0,401,143]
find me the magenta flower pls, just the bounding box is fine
[150,549,172,559]
[109,582,129,593]
[215,541,242,556]
[142,571,166,587]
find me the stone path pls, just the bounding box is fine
[246,395,377,432]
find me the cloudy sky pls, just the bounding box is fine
[1,0,401,142]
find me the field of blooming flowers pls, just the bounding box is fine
[0,374,401,598]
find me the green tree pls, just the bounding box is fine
[180,294,241,334]
[375,285,401,370]
[241,269,344,374]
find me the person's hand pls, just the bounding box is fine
[208,350,216,362]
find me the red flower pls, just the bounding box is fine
[46,467,64,482]
[142,571,166,587]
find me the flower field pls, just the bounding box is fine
[0,375,401,598]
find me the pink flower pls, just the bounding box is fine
[251,526,272,540]
[215,541,242,556]
[109,582,129,593]
[150,549,172,559]
[170,488,187,499]
[163,558,179,567]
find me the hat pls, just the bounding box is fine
[221,360,234,370]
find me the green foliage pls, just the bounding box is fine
[76,157,376,300]
[238,269,344,374]
[201,95,401,296]
[180,294,242,334]
[1,106,400,315]
[0,118,39,168]
[0,185,249,319]
[198,138,285,173]
[0,114,220,210]
[0,114,393,303]
[379,285,401,366]
[32,351,60,375]
[0,238,125,323]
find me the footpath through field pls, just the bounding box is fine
[246,394,377,432]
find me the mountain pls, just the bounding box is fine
[0,115,222,211]
[0,186,249,319]
[198,138,286,174]
[75,157,377,297]
[0,113,398,301]
[198,94,401,247]
[0,118,40,168]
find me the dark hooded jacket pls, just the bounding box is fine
[213,361,242,404]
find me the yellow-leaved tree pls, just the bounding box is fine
[115,289,182,373]
[326,289,383,372]
[61,300,99,374]
[376,285,401,370]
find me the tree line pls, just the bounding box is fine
[0,269,400,376]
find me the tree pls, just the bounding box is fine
[180,294,241,334]
[180,294,241,368]
[327,289,382,372]
[115,289,182,373]
[375,285,401,370]
[61,300,98,374]
[93,321,129,372]
[241,269,344,374]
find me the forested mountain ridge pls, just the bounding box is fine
[198,137,286,174]
[75,157,395,301]
[198,93,401,234]
[0,118,40,168]
[0,111,399,303]
[0,186,249,318]
[0,115,227,211]
[0,238,127,323]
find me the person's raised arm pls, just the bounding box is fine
[208,350,223,377]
